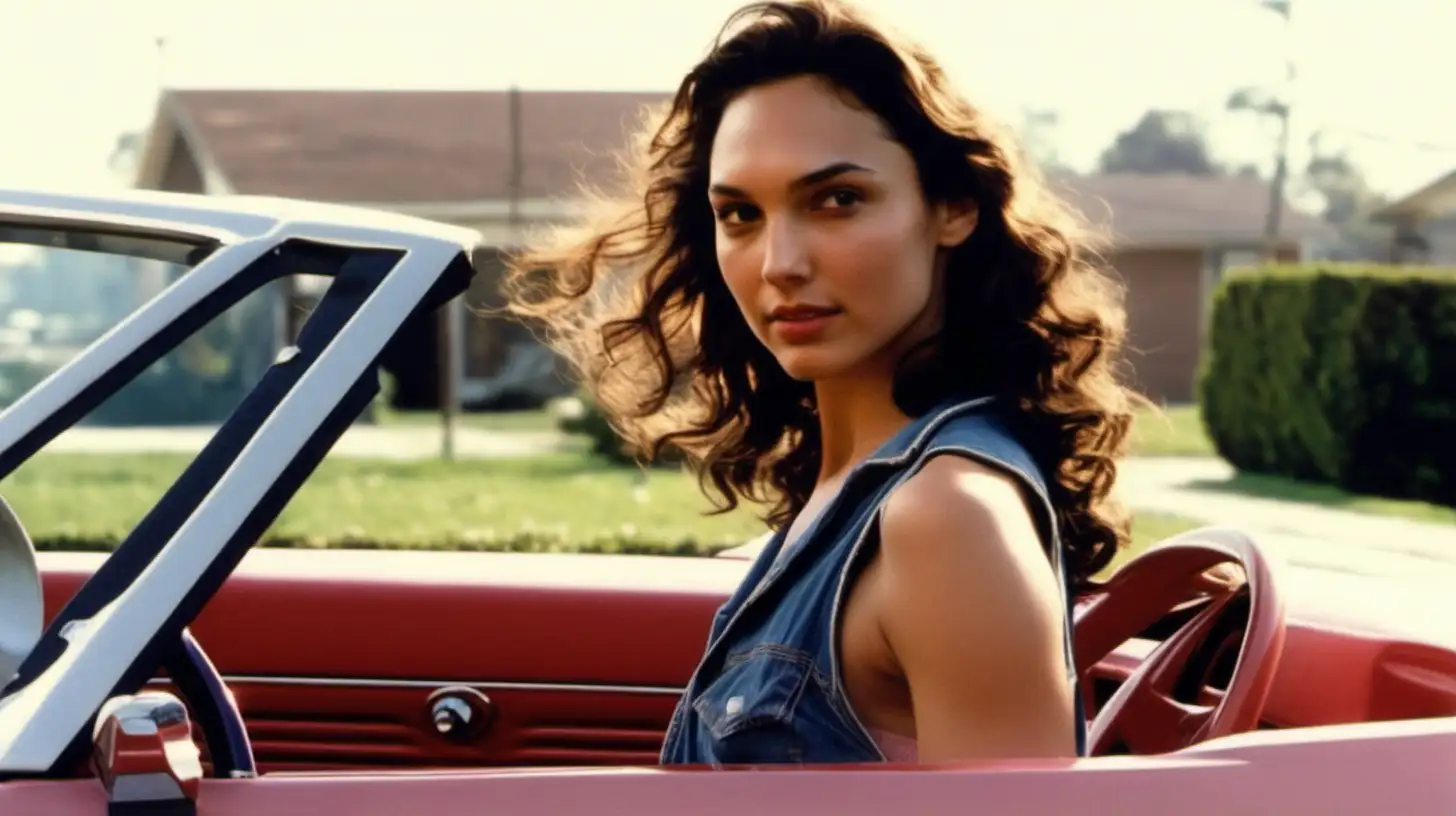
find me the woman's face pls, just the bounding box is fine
[708,75,977,383]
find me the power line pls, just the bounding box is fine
[1320,125,1456,154]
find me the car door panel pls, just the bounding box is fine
[39,550,742,772]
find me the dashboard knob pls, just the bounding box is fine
[427,686,494,742]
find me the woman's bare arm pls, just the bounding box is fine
[874,455,1076,763]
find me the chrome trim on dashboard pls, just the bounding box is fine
[149,675,684,696]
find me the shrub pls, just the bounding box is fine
[32,530,736,558]
[556,393,686,468]
[0,360,51,408]
[556,393,638,465]
[1199,263,1456,505]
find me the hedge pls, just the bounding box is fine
[1198,263,1456,505]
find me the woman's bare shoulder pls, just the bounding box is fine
[879,454,1051,571]
[871,453,1074,760]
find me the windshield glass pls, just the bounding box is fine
[0,243,280,425]
[0,239,287,568]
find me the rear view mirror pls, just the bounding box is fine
[0,496,43,687]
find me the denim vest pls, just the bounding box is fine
[658,396,1085,766]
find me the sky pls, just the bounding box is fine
[1,0,1453,203]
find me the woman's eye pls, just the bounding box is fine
[817,189,863,210]
[715,203,760,226]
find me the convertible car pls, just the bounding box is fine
[0,188,1452,815]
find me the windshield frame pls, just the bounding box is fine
[0,188,479,776]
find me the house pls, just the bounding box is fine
[1372,169,1456,264]
[133,88,665,410]
[1052,173,1331,402]
[133,88,1332,404]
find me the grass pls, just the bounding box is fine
[1128,404,1215,458]
[1123,405,1453,524]
[1189,472,1456,526]
[2,451,766,551]
[381,403,1220,458]
[1099,512,1204,580]
[2,450,1203,557]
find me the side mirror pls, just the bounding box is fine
[92,691,203,813]
[0,495,43,687]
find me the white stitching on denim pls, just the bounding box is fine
[658,527,791,762]
[692,648,815,743]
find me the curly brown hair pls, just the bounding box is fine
[504,0,1146,587]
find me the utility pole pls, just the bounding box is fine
[1227,1,1296,262]
[508,85,523,241]
[1261,0,1295,261]
[438,86,522,460]
[437,296,459,461]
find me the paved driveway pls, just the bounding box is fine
[1119,457,1456,583]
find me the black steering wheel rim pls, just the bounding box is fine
[161,627,255,778]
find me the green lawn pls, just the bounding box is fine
[385,403,1218,458]
[1098,511,1204,580]
[2,451,1202,558]
[384,403,1219,458]
[1125,406,1452,524]
[3,451,766,552]
[1128,404,1215,458]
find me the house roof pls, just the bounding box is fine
[1050,172,1333,247]
[1372,168,1456,222]
[141,89,668,204]
[138,88,1331,247]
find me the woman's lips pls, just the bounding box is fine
[768,306,842,343]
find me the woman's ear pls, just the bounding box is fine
[936,199,979,248]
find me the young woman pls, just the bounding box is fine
[505,0,1142,765]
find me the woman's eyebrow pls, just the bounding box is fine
[709,161,874,198]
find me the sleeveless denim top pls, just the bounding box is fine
[658,396,1086,765]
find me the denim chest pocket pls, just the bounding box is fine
[690,645,816,765]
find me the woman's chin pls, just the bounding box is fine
[773,348,852,382]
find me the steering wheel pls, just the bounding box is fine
[1072,527,1286,756]
[160,628,257,778]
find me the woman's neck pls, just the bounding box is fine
[812,376,914,484]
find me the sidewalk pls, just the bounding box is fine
[1118,457,1456,583]
[46,423,566,460]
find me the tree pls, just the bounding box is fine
[1097,110,1221,176]
[1019,108,1070,174]
[1303,137,1382,224]
[108,131,146,186]
[1300,133,1392,260]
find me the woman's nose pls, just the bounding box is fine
[760,219,811,286]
